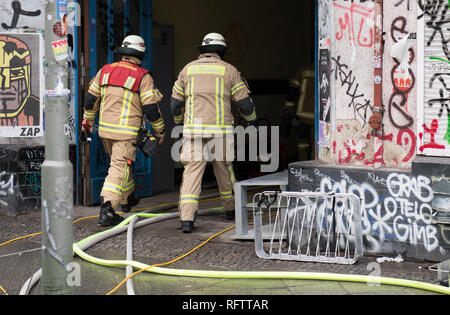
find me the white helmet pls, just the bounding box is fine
[201,33,227,48]
[116,35,146,60]
[198,33,227,57]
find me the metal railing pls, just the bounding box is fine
[252,191,364,265]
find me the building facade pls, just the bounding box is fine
[288,0,450,261]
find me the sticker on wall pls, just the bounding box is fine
[51,38,68,61]
[53,20,67,37]
[0,33,43,137]
[54,0,68,37]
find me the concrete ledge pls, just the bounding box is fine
[288,161,450,262]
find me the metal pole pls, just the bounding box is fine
[41,0,74,295]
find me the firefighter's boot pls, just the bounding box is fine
[98,199,124,227]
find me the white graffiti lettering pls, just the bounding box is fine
[0,171,14,195]
[387,173,433,203]
[318,172,439,253]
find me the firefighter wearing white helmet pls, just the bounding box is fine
[115,35,147,60]
[170,32,258,233]
[82,35,165,227]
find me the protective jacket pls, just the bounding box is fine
[285,65,315,125]
[84,57,164,140]
[171,53,255,137]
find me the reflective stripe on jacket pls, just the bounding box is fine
[85,58,163,140]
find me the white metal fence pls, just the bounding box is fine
[252,191,364,265]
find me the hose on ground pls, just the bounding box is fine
[19,193,450,295]
[19,194,219,295]
[73,211,450,295]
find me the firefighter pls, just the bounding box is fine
[82,35,165,227]
[281,62,315,161]
[170,33,257,233]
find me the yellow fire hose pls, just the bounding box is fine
[3,196,448,295]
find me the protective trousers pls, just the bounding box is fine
[100,138,137,209]
[179,136,236,221]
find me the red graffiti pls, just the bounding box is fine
[397,128,416,162]
[393,65,414,93]
[338,147,352,164]
[419,119,446,152]
[364,134,393,166]
[365,145,385,166]
[335,129,416,166]
[333,2,374,48]
[337,138,366,165]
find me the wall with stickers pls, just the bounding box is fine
[317,0,450,168]
[307,0,450,260]
[0,0,78,215]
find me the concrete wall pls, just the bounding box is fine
[309,0,450,261]
[318,0,422,169]
[289,160,450,261]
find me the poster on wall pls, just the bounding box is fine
[0,32,44,137]
[318,45,331,146]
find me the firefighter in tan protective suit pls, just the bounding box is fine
[281,63,315,161]
[170,33,257,233]
[82,35,165,227]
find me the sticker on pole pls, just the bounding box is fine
[52,39,68,61]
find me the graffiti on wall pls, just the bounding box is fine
[332,1,374,49]
[0,0,78,143]
[377,0,418,168]
[0,171,13,207]
[320,0,422,168]
[0,0,43,31]
[420,0,450,156]
[331,55,372,125]
[0,33,43,137]
[290,167,449,256]
[318,0,332,151]
[319,172,438,252]
[388,19,415,130]
[326,0,376,167]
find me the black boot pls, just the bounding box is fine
[98,200,124,227]
[121,191,140,213]
[181,221,194,233]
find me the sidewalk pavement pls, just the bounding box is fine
[0,188,447,298]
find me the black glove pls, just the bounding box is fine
[137,122,160,158]
[139,136,159,158]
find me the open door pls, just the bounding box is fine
[82,0,154,205]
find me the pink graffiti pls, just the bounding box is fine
[419,119,446,152]
[364,134,393,166]
[333,2,374,48]
[335,128,416,166]
[397,128,416,162]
